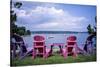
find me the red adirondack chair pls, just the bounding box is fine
[62,36,78,59]
[32,35,46,59]
[33,35,53,59]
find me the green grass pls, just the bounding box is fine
[11,54,96,66]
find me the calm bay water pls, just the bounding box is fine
[22,32,96,49]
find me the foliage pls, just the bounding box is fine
[10,10,17,24]
[87,16,96,35]
[11,1,31,36]
[87,24,94,34]
[14,2,22,8]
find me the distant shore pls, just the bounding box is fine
[31,31,88,34]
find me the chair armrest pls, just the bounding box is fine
[15,41,23,44]
[34,40,45,42]
[67,40,76,42]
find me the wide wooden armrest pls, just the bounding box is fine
[15,41,23,44]
[34,40,45,42]
[67,40,76,42]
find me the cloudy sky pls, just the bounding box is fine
[12,1,96,32]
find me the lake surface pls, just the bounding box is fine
[23,32,96,49]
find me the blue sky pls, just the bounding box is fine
[12,1,96,32]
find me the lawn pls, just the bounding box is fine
[11,53,96,66]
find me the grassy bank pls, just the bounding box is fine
[11,53,96,66]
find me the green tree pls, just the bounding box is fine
[87,24,94,34]
[11,1,31,35]
[94,16,97,30]
[14,2,22,8]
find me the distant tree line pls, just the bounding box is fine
[11,1,31,36]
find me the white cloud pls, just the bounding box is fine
[17,10,26,17]
[71,17,87,22]
[35,22,59,28]
[31,6,64,16]
[15,6,88,31]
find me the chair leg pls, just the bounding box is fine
[32,50,35,59]
[73,44,78,58]
[66,52,68,59]
[45,52,48,59]
[43,55,46,59]
[73,52,77,58]
[43,52,47,59]
[63,50,67,59]
[19,46,23,58]
[12,44,16,59]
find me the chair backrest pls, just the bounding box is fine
[34,35,45,46]
[66,36,77,52]
[33,35,46,55]
[34,35,45,41]
[67,36,76,41]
